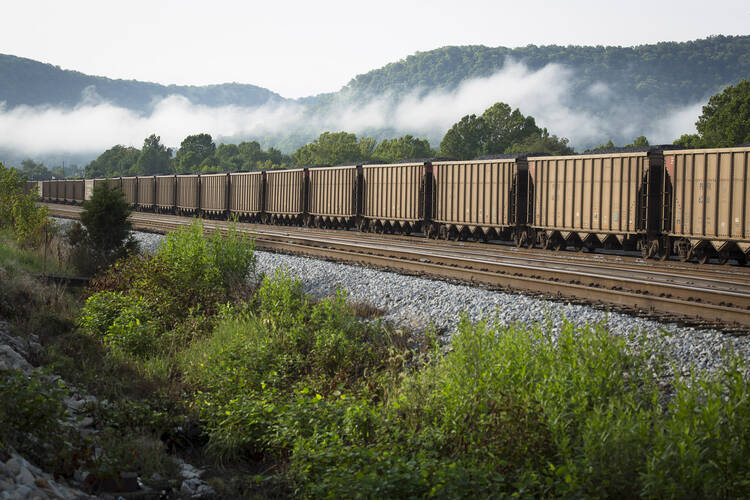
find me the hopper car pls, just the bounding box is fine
[37,145,750,264]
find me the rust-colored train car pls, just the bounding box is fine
[138,176,156,210]
[200,173,228,216]
[264,168,307,224]
[121,177,138,206]
[308,165,359,228]
[42,180,51,200]
[360,162,426,234]
[527,150,664,253]
[156,175,176,212]
[663,147,750,264]
[229,171,264,219]
[430,157,528,242]
[176,174,200,214]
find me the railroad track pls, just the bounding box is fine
[44,203,750,331]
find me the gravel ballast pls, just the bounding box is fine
[53,219,750,375]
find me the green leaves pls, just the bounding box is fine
[696,79,750,147]
[440,103,573,160]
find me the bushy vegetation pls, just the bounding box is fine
[2,211,741,498]
[0,163,49,247]
[78,232,750,498]
[80,219,255,357]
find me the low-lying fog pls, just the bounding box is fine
[0,60,703,160]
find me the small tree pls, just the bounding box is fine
[69,184,137,275]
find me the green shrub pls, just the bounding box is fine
[181,270,405,460]
[0,163,48,247]
[70,184,137,275]
[80,219,256,359]
[79,291,158,357]
[643,354,750,498]
[0,369,71,469]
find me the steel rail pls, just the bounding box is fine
[44,203,750,330]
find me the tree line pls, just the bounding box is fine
[16,77,750,180]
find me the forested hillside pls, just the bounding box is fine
[0,54,283,111]
[340,35,750,112]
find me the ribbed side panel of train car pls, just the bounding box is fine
[361,163,424,232]
[50,180,61,201]
[664,147,750,263]
[70,179,85,203]
[23,181,37,197]
[229,172,263,217]
[265,169,306,222]
[138,176,155,209]
[176,175,199,213]
[106,178,122,191]
[431,159,527,241]
[200,173,227,215]
[121,177,138,206]
[63,180,74,203]
[156,175,176,211]
[42,180,51,200]
[308,166,358,227]
[528,153,653,250]
[84,179,94,201]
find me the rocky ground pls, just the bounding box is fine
[0,320,216,499]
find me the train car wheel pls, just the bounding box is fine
[697,252,710,265]
[513,233,522,248]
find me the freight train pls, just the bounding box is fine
[34,145,750,265]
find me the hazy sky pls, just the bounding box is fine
[2,0,748,98]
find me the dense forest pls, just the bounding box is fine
[0,54,282,111]
[339,35,750,112]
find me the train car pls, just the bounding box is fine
[68,179,85,204]
[662,147,750,264]
[176,174,200,215]
[200,173,228,217]
[229,171,264,220]
[121,177,138,206]
[307,165,359,228]
[84,179,95,201]
[429,156,528,242]
[42,180,51,201]
[264,168,308,224]
[51,179,62,202]
[360,162,427,234]
[137,176,156,210]
[156,174,177,213]
[526,149,664,253]
[107,178,122,192]
[92,178,107,191]
[63,180,74,203]
[23,181,37,197]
